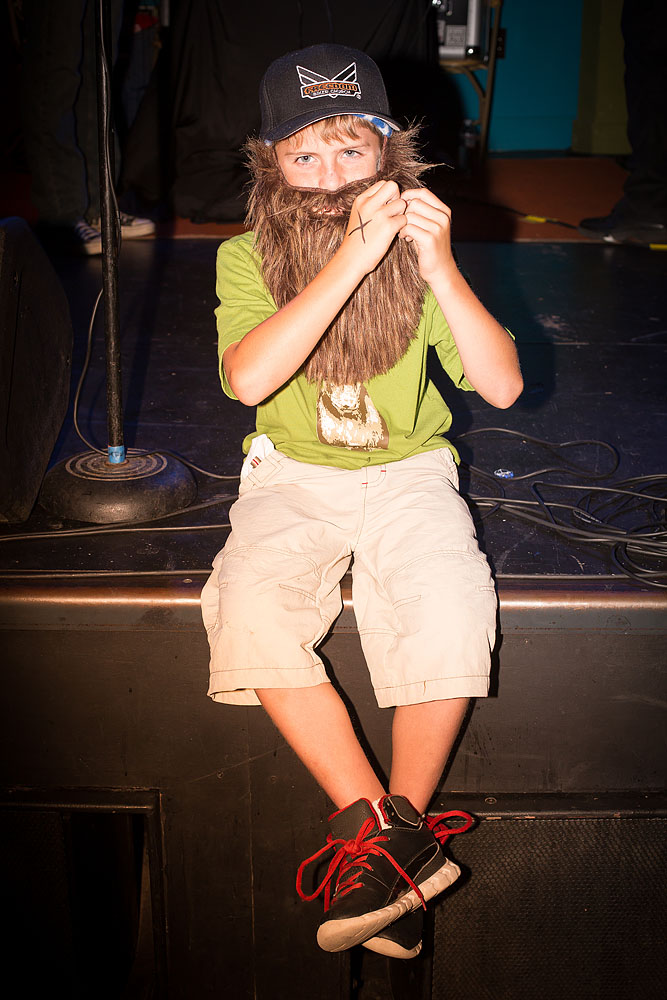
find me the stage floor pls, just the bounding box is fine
[1,237,664,589]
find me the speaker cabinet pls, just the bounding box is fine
[0,789,167,998]
[431,795,667,1000]
[0,217,72,522]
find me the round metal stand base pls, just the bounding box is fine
[39,450,197,524]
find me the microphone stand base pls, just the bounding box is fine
[39,450,197,524]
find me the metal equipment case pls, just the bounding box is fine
[437,0,491,61]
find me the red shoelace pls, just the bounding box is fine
[426,809,475,844]
[295,809,474,912]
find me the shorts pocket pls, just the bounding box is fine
[201,577,227,634]
[238,452,285,495]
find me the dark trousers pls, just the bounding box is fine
[21,0,123,224]
[621,0,667,222]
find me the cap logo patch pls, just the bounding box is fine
[296,62,361,101]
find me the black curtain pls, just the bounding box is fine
[129,0,455,222]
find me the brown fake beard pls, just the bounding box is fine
[245,127,429,385]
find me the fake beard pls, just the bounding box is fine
[245,128,429,385]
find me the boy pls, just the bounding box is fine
[201,44,523,960]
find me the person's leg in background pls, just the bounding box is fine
[21,0,90,229]
[21,0,154,254]
[579,0,667,243]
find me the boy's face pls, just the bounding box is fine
[275,123,382,192]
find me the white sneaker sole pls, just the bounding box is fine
[121,222,155,238]
[80,239,102,255]
[362,934,422,960]
[316,857,460,953]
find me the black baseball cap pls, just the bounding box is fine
[259,43,401,144]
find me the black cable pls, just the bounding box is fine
[469,486,666,545]
[452,194,580,232]
[158,451,239,481]
[0,522,232,544]
[581,476,666,522]
[453,430,667,589]
[456,427,620,480]
[464,473,667,588]
[0,569,215,579]
[0,495,236,544]
[460,461,505,518]
[2,427,665,588]
[73,288,105,454]
[71,255,238,481]
[612,545,667,589]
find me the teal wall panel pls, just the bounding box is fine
[448,0,584,152]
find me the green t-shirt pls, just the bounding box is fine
[215,231,474,469]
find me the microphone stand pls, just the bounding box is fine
[40,0,196,524]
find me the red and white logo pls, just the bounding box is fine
[296,62,362,100]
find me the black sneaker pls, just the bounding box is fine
[296,795,462,953]
[578,209,667,245]
[361,809,474,960]
[362,908,424,960]
[72,218,102,255]
[88,212,155,239]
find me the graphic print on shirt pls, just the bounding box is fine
[316,381,389,450]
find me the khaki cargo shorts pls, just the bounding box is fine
[201,448,497,708]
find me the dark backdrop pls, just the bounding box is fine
[123,0,462,222]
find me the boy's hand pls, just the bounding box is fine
[343,180,407,275]
[400,188,457,284]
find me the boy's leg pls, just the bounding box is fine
[389,697,469,814]
[256,689,468,816]
[255,686,464,956]
[256,683,385,809]
[352,449,495,807]
[357,697,469,959]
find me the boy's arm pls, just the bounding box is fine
[401,188,523,409]
[224,179,407,405]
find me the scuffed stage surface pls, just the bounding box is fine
[1,238,664,586]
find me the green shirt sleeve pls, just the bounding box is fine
[425,288,514,392]
[425,290,475,392]
[214,234,277,399]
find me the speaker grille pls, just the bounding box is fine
[0,809,79,989]
[433,817,667,1000]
